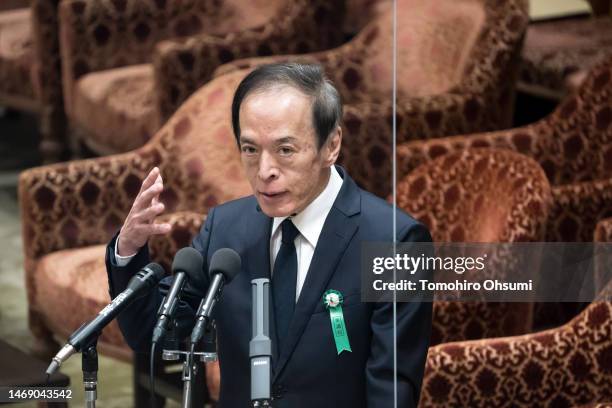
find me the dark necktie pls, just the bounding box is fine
[272,219,300,348]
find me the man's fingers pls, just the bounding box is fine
[134,180,164,210]
[137,167,159,196]
[134,202,165,223]
[143,222,172,236]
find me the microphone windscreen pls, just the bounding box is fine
[172,247,204,276]
[144,262,166,282]
[209,248,242,282]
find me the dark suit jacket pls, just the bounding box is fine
[106,166,432,407]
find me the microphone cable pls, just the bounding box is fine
[150,341,157,408]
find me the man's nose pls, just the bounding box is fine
[258,152,279,181]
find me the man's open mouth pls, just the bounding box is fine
[260,191,287,199]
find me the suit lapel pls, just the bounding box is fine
[272,167,361,382]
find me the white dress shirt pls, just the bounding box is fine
[115,166,344,303]
[269,166,343,302]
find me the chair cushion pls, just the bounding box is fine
[72,64,159,154]
[0,8,35,100]
[521,17,612,96]
[33,245,128,351]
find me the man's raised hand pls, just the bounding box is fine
[117,167,172,256]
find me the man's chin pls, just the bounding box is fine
[257,201,295,218]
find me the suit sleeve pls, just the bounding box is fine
[104,208,216,351]
[366,222,433,408]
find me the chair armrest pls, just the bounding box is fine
[58,0,202,114]
[18,151,158,262]
[547,178,612,242]
[421,291,612,407]
[148,211,205,272]
[395,121,545,177]
[152,0,345,119]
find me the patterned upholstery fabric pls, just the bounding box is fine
[58,0,346,155]
[397,57,612,330]
[419,282,612,407]
[33,245,127,358]
[521,16,612,98]
[217,0,529,198]
[31,211,205,358]
[30,0,67,160]
[152,0,345,121]
[397,57,612,243]
[72,64,159,154]
[0,9,34,102]
[19,70,253,356]
[397,148,552,345]
[397,149,551,243]
[344,0,389,36]
[0,2,66,161]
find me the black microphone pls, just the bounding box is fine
[46,263,165,375]
[152,247,203,344]
[190,248,241,345]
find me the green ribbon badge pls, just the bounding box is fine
[323,289,352,355]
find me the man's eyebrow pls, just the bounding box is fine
[239,136,257,145]
[239,135,299,145]
[275,136,298,144]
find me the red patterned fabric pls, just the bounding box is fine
[420,284,612,407]
[216,0,529,198]
[58,0,346,155]
[521,16,612,97]
[0,1,66,161]
[422,222,611,407]
[0,9,34,102]
[398,148,552,345]
[19,70,252,356]
[397,57,612,243]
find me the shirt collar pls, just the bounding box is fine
[271,166,343,246]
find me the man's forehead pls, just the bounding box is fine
[241,84,312,108]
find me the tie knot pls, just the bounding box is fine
[281,219,300,244]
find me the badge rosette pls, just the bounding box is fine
[323,289,352,355]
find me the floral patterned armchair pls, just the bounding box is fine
[397,57,612,244]
[58,0,346,155]
[397,148,552,345]
[19,69,254,358]
[420,216,612,408]
[0,0,66,161]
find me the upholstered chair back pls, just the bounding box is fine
[397,148,551,243]
[396,148,552,344]
[419,280,612,407]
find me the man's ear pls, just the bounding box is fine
[324,126,342,166]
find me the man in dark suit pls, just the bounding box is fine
[106,63,432,407]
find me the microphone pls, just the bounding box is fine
[250,278,272,406]
[46,263,165,375]
[152,247,203,344]
[190,248,241,345]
